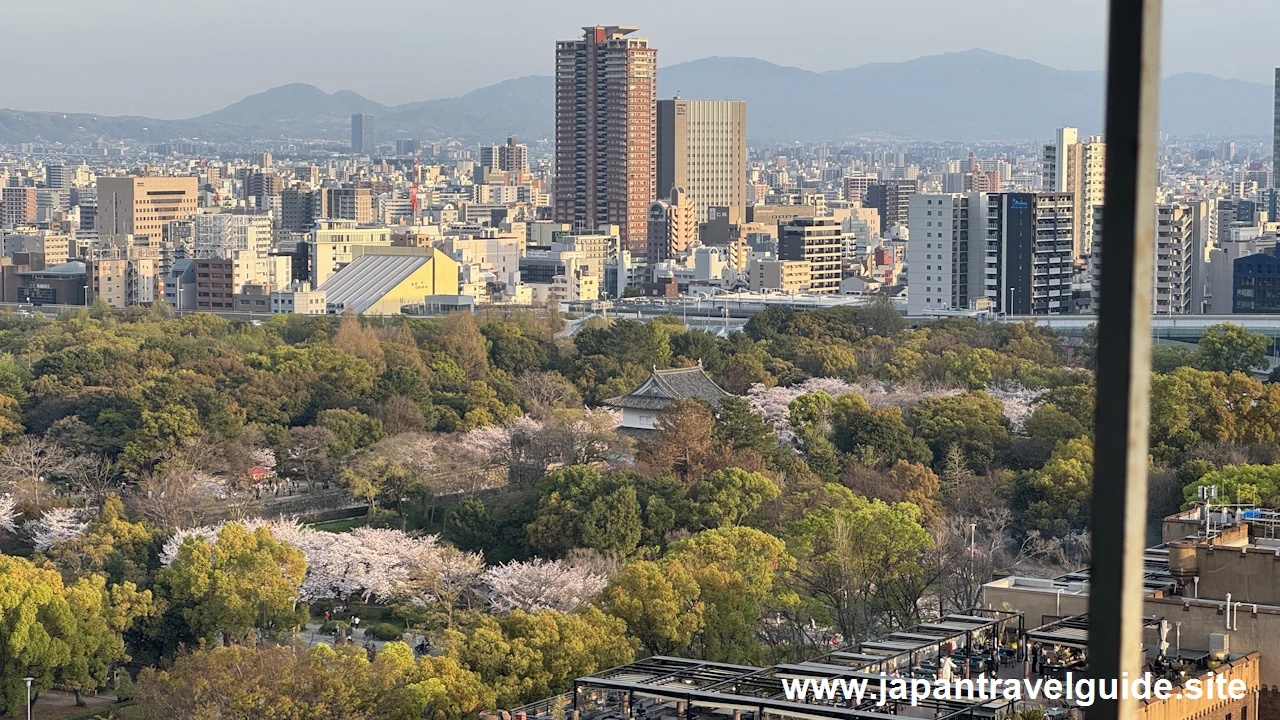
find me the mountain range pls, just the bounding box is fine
[0,50,1270,145]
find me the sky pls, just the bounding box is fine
[4,0,1277,119]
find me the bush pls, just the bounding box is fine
[320,620,350,635]
[364,622,403,642]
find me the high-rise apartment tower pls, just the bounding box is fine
[553,26,657,252]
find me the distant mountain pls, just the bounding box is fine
[0,51,1270,145]
[196,83,388,126]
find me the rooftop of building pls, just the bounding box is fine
[317,251,443,314]
[602,363,731,411]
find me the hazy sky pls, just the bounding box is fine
[5,0,1277,118]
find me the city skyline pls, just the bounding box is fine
[4,0,1279,118]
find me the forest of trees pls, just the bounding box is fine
[1,300,1278,719]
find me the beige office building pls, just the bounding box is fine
[657,99,747,225]
[748,259,810,293]
[308,220,393,288]
[97,176,198,241]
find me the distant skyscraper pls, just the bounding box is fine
[656,99,747,225]
[553,26,657,251]
[351,113,374,154]
[395,139,419,156]
[499,136,529,174]
[1274,68,1280,187]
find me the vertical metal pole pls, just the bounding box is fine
[1088,1,1162,720]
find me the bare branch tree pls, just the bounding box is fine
[0,436,71,505]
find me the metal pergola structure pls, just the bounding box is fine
[570,655,1016,720]
[1025,614,1164,652]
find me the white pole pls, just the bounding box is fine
[25,677,33,720]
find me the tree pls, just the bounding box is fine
[482,558,609,614]
[717,354,774,395]
[0,435,70,505]
[135,463,220,530]
[785,499,933,644]
[438,313,491,380]
[713,396,778,454]
[517,371,583,417]
[1010,437,1094,536]
[317,408,386,457]
[45,495,160,587]
[0,555,152,715]
[638,399,718,482]
[137,642,491,720]
[1183,464,1280,507]
[284,425,337,491]
[332,311,387,374]
[527,466,643,557]
[687,468,780,529]
[23,507,88,551]
[603,558,704,656]
[830,393,931,468]
[156,522,308,645]
[67,455,118,508]
[0,492,16,533]
[440,608,636,709]
[1025,403,1089,446]
[667,526,796,664]
[1197,323,1269,374]
[909,391,1010,472]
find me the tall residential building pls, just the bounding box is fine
[281,188,325,233]
[909,192,1075,316]
[97,176,198,241]
[1091,202,1200,315]
[1042,127,1079,193]
[498,136,529,174]
[842,174,876,205]
[1043,127,1105,256]
[45,163,67,190]
[1,187,37,226]
[778,216,843,294]
[907,193,983,316]
[865,180,918,230]
[323,187,373,224]
[646,187,698,266]
[656,99,747,225]
[246,172,282,200]
[1153,204,1196,316]
[553,26,657,251]
[990,192,1075,315]
[351,113,374,154]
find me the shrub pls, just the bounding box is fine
[320,620,350,635]
[364,622,403,641]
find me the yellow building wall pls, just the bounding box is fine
[364,249,459,314]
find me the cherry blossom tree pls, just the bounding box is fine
[0,493,17,533]
[159,520,486,610]
[985,383,1044,433]
[481,558,608,614]
[748,379,965,442]
[23,507,88,551]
